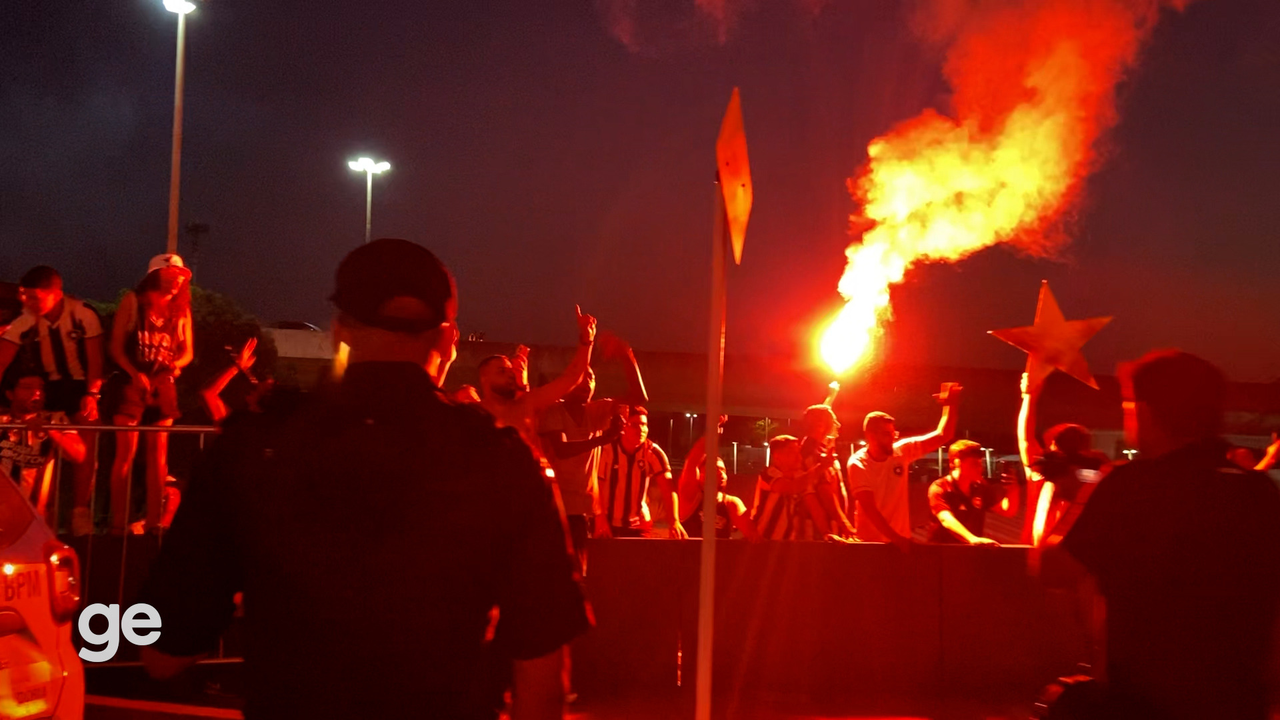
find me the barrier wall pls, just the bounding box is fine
[573,539,1090,714]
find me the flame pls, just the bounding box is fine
[820,0,1190,376]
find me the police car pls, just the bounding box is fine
[0,474,83,719]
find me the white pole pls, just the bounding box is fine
[364,170,373,244]
[695,182,728,720]
[166,11,187,255]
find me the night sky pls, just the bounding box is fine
[3,0,1277,381]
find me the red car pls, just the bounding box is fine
[0,475,83,719]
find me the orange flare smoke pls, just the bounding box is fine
[820,0,1191,375]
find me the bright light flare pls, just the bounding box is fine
[348,157,391,174]
[163,0,196,15]
[819,241,905,375]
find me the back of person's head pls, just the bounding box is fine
[1045,424,1092,455]
[1122,350,1225,443]
[769,435,800,454]
[332,239,456,332]
[803,404,837,437]
[864,411,895,434]
[19,266,61,290]
[947,439,982,461]
[804,405,834,423]
[330,239,459,377]
[478,355,509,374]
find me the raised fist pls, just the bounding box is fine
[935,382,963,406]
[575,305,597,345]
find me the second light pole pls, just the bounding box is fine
[348,157,391,244]
[163,0,197,255]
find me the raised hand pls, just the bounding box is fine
[235,337,259,372]
[1020,372,1043,397]
[935,382,963,406]
[79,393,99,422]
[575,305,597,346]
[23,414,46,436]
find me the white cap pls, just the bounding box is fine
[147,254,191,276]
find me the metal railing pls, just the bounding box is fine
[1,422,223,656]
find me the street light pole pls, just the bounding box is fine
[364,170,373,244]
[164,0,196,255]
[348,157,391,244]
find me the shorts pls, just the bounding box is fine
[116,374,181,424]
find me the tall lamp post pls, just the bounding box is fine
[163,0,196,255]
[348,157,391,244]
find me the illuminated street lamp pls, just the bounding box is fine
[348,157,391,244]
[163,0,197,255]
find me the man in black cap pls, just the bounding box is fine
[140,239,591,719]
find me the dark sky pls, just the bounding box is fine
[3,0,1278,381]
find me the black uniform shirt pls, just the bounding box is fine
[1063,438,1280,720]
[140,362,591,719]
[927,475,1005,543]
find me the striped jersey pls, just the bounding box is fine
[597,439,670,529]
[802,436,846,512]
[0,411,71,512]
[752,467,819,541]
[1,298,102,383]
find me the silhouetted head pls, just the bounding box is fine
[1121,350,1225,458]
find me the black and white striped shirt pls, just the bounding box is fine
[1,298,102,383]
[751,468,819,541]
[597,439,671,529]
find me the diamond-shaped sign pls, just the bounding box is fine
[716,88,752,265]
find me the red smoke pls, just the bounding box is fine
[820,0,1194,374]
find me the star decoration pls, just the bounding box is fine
[989,281,1112,390]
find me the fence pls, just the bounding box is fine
[0,419,1104,714]
[0,421,226,664]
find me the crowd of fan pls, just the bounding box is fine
[2,255,1278,552]
[6,241,1277,720]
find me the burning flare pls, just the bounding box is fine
[820,0,1190,375]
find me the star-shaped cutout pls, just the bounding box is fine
[989,281,1112,390]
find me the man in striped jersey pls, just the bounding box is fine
[594,406,685,539]
[752,435,832,541]
[801,404,856,538]
[1,372,86,522]
[0,266,104,535]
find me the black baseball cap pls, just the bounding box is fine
[330,238,456,333]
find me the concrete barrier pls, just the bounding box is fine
[574,539,1088,714]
